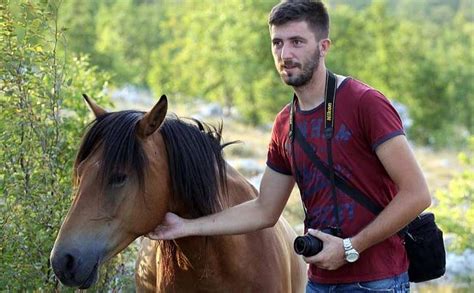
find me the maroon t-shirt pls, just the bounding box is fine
[267,78,408,284]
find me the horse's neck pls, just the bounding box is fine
[157,233,243,291]
[223,162,258,204]
[175,235,234,266]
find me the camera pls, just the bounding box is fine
[293,227,340,257]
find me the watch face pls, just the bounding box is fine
[346,251,359,263]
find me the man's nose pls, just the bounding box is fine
[280,44,293,60]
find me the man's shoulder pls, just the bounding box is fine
[274,102,291,123]
[339,77,376,98]
[270,103,292,140]
[338,78,389,108]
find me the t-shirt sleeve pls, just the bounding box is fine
[358,90,405,151]
[266,113,292,175]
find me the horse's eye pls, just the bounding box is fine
[108,173,127,187]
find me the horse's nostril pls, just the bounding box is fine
[65,253,75,271]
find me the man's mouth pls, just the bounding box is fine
[280,66,298,76]
[281,62,300,71]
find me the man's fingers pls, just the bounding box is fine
[303,254,322,264]
[307,228,330,241]
[303,254,338,270]
[153,224,165,232]
[146,226,167,240]
[146,232,159,240]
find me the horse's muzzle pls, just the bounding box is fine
[50,246,100,289]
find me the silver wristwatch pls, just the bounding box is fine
[343,238,360,263]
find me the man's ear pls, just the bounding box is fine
[83,94,107,118]
[137,95,168,138]
[319,38,331,58]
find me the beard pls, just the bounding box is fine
[279,47,320,87]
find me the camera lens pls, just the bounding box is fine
[294,234,323,257]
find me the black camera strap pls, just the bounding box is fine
[290,70,345,234]
[323,71,341,231]
[289,70,384,234]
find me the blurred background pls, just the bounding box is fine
[1,0,473,291]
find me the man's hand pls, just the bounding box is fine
[302,229,347,270]
[147,212,188,240]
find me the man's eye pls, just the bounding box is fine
[273,40,282,47]
[108,173,127,187]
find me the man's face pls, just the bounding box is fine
[270,21,320,87]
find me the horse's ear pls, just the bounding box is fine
[83,94,107,118]
[137,95,168,138]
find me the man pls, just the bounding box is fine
[148,1,431,291]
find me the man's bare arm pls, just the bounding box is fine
[351,135,432,253]
[148,167,295,240]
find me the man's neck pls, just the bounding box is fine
[294,65,327,111]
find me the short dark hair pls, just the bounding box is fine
[268,0,330,40]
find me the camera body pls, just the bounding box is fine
[293,227,340,257]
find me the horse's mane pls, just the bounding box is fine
[160,116,231,217]
[158,116,234,286]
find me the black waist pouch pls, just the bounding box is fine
[404,212,446,282]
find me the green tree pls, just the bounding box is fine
[147,0,291,125]
[57,0,101,64]
[330,0,473,147]
[93,0,164,86]
[53,0,474,143]
[389,6,473,146]
[59,0,166,87]
[432,136,474,252]
[0,1,134,290]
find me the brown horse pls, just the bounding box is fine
[50,95,306,292]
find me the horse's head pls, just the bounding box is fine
[50,95,171,289]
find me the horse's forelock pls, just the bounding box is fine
[74,110,147,191]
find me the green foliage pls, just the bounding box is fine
[59,0,166,87]
[0,1,132,290]
[328,0,473,147]
[147,0,291,125]
[57,0,101,64]
[1,1,67,289]
[432,136,474,252]
[55,0,473,145]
